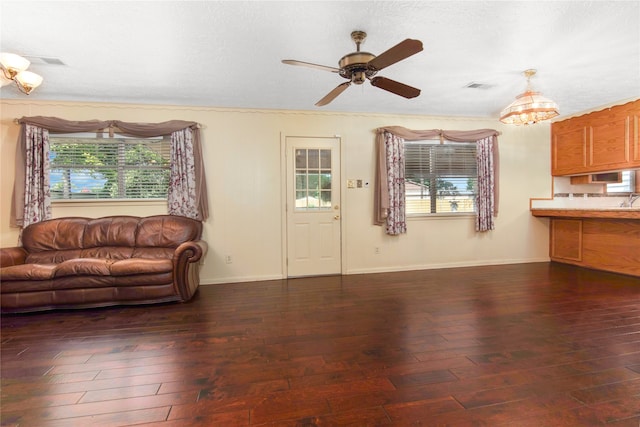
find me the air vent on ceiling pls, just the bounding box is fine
[465,82,492,89]
[25,56,66,66]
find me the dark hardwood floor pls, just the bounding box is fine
[2,262,640,426]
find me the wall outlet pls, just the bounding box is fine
[347,179,356,189]
[374,247,380,254]
[225,255,232,264]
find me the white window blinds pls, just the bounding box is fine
[405,142,477,181]
[404,141,477,214]
[49,136,170,200]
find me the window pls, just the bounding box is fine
[404,141,477,215]
[49,134,170,200]
[294,148,332,209]
[606,170,637,193]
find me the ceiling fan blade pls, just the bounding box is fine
[315,82,351,106]
[370,76,420,99]
[282,59,340,73]
[367,39,423,71]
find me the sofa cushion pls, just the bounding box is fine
[1,263,57,280]
[83,217,138,247]
[131,247,175,259]
[80,247,134,259]
[136,216,202,248]
[22,218,87,252]
[26,249,82,264]
[110,258,173,276]
[54,258,114,278]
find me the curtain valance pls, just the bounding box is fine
[375,126,499,142]
[16,116,200,136]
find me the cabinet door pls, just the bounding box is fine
[552,122,586,175]
[588,108,629,169]
[632,103,640,165]
[550,219,582,261]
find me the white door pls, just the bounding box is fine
[285,137,341,277]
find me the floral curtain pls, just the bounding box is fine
[167,127,199,219]
[475,136,496,231]
[383,131,407,235]
[16,124,52,228]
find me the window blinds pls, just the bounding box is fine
[49,137,170,199]
[404,142,477,181]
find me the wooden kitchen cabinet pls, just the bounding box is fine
[551,99,640,176]
[548,217,640,277]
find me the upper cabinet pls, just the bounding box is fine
[551,99,640,176]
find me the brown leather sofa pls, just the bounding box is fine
[0,215,207,313]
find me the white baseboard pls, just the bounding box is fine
[344,257,551,275]
[200,274,285,286]
[199,258,551,285]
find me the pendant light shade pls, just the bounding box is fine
[499,69,558,125]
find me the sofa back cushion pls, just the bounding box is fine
[22,217,87,252]
[21,215,202,263]
[83,216,138,247]
[136,215,202,248]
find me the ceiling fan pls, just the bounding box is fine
[282,31,424,106]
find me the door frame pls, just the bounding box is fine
[280,133,345,278]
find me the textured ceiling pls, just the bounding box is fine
[1,1,639,119]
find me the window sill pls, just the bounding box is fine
[52,199,166,208]
[407,213,476,220]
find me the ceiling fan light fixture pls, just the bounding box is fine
[15,70,44,94]
[499,69,558,125]
[0,52,43,95]
[0,52,30,77]
[352,70,367,85]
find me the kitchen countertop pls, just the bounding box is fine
[530,208,640,219]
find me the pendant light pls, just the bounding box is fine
[499,69,558,125]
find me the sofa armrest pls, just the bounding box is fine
[1,247,28,268]
[172,240,208,301]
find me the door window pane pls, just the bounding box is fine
[294,148,332,210]
[308,149,319,168]
[295,149,307,169]
[320,150,331,168]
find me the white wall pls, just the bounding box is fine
[0,100,552,284]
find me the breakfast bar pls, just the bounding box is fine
[531,208,640,277]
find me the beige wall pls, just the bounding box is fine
[0,100,552,284]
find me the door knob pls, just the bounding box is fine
[334,215,340,220]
